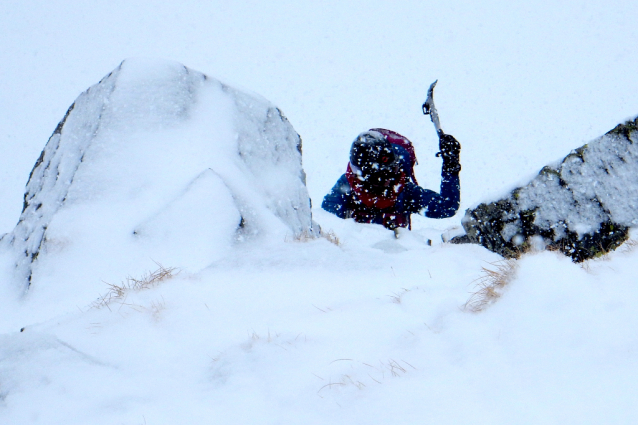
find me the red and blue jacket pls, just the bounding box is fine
[322,156,460,229]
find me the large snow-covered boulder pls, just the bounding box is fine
[455,116,638,261]
[0,58,315,295]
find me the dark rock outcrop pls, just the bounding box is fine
[455,116,638,262]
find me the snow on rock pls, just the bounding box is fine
[0,58,314,297]
[456,116,638,261]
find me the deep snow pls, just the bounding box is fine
[3,217,638,424]
[2,1,638,424]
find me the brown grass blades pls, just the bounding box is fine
[91,263,178,310]
[320,230,341,246]
[287,229,341,246]
[316,358,417,396]
[464,259,518,313]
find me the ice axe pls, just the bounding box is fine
[422,80,443,137]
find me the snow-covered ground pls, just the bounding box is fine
[2,1,638,423]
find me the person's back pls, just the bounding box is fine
[322,129,461,230]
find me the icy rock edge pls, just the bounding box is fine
[454,116,638,262]
[0,58,317,290]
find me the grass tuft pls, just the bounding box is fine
[319,229,341,246]
[464,259,518,313]
[91,263,178,310]
[288,228,341,246]
[316,358,415,396]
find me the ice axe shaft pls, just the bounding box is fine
[422,80,442,135]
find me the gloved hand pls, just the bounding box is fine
[436,131,461,173]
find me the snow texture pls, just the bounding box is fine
[459,117,638,261]
[0,58,314,293]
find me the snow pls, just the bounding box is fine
[2,1,638,423]
[3,219,638,423]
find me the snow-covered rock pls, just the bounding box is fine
[0,58,315,296]
[456,116,638,261]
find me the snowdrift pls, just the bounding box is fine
[456,117,638,261]
[0,58,315,296]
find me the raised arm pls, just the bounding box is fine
[402,132,461,218]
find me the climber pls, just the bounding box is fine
[321,128,461,230]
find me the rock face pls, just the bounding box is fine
[1,58,315,292]
[456,116,638,262]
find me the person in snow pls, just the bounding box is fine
[322,128,461,230]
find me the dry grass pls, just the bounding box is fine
[320,229,341,246]
[386,287,411,304]
[287,228,341,246]
[578,238,637,272]
[91,263,178,310]
[463,259,518,313]
[316,358,416,396]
